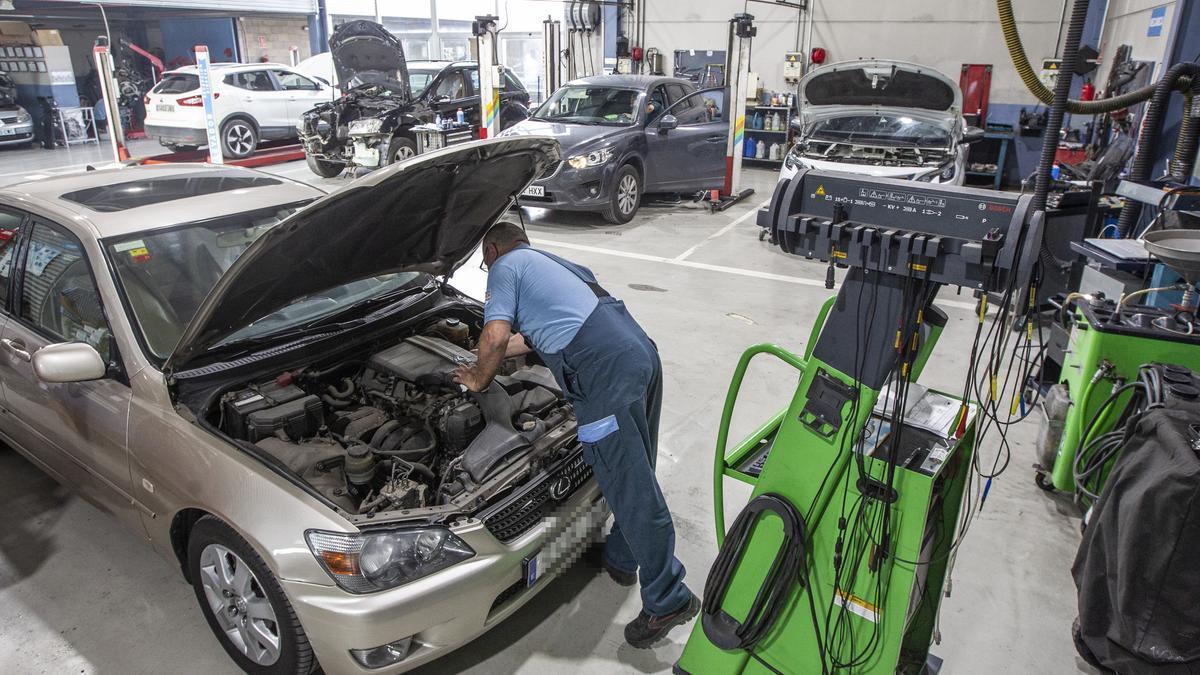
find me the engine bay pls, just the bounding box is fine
[212,316,577,519]
[798,139,951,167]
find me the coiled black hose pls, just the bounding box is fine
[1031,0,1088,214]
[1115,62,1200,236]
[997,0,1193,114]
[1170,88,1200,180]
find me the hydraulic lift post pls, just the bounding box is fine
[542,18,562,102]
[713,13,756,212]
[93,37,129,162]
[473,15,501,139]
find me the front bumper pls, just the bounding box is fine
[0,119,33,146]
[285,481,606,674]
[516,161,615,212]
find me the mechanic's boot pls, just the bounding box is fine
[624,594,700,648]
[602,557,637,587]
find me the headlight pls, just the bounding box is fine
[348,118,384,135]
[15,112,31,124]
[306,527,475,593]
[783,147,804,170]
[916,161,956,183]
[566,147,613,169]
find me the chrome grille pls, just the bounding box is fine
[480,449,592,543]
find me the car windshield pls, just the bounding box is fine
[806,115,951,147]
[532,85,640,126]
[104,203,421,362]
[408,67,441,97]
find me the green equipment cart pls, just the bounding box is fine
[675,169,1040,674]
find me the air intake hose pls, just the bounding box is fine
[997,0,1192,114]
[1170,88,1200,180]
[1030,0,1088,213]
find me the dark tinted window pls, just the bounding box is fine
[61,175,283,213]
[154,74,199,94]
[673,88,725,126]
[647,85,669,122]
[0,208,24,307]
[225,70,275,92]
[666,84,691,107]
[503,71,525,92]
[20,222,112,355]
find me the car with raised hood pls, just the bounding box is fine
[298,20,530,177]
[780,60,984,185]
[500,75,729,224]
[0,72,34,148]
[143,62,334,158]
[0,137,607,674]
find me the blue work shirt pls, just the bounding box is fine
[483,243,599,354]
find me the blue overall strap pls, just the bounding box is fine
[525,247,611,299]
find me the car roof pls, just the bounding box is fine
[164,62,296,75]
[1,164,322,240]
[407,60,476,70]
[561,74,692,90]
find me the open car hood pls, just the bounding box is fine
[164,136,561,373]
[0,74,16,107]
[330,19,411,98]
[799,60,961,120]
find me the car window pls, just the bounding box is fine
[646,85,669,122]
[503,71,524,92]
[225,70,275,92]
[0,208,24,308]
[467,68,479,93]
[434,71,466,100]
[667,84,692,108]
[154,73,199,94]
[669,87,725,126]
[20,222,112,356]
[272,69,319,91]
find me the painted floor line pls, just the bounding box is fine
[672,199,769,261]
[529,235,982,312]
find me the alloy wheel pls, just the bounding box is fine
[198,543,281,666]
[394,145,416,161]
[617,174,638,216]
[225,123,254,156]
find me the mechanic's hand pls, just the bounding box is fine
[453,364,488,392]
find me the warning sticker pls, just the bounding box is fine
[834,589,881,623]
[816,185,826,196]
[128,247,151,263]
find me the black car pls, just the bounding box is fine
[299,20,531,177]
[499,75,728,223]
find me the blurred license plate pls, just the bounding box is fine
[156,104,174,113]
[521,185,545,198]
[524,499,607,588]
[0,128,13,136]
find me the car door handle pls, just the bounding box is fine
[1,338,30,362]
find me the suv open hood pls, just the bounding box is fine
[799,60,961,121]
[330,19,411,98]
[165,137,560,373]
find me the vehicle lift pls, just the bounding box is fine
[93,37,130,162]
[710,13,757,212]
[473,15,501,139]
[675,171,1043,673]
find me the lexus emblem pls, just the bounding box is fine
[548,475,573,501]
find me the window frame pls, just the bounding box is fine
[224,69,277,92]
[270,69,320,92]
[0,205,28,312]
[664,87,727,127]
[10,215,122,375]
[432,68,468,101]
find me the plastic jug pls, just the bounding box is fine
[769,142,781,160]
[756,140,766,159]
[744,139,756,158]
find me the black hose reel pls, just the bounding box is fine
[701,493,808,651]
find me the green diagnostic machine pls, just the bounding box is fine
[677,170,1041,674]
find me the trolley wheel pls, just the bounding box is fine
[1034,471,1056,492]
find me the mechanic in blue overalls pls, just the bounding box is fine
[454,221,698,648]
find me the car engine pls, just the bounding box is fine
[298,85,406,165]
[798,139,951,168]
[217,318,571,517]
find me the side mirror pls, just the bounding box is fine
[962,127,986,144]
[32,342,106,383]
[658,114,678,132]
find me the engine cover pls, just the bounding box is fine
[368,335,475,384]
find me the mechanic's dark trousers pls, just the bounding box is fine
[541,295,692,617]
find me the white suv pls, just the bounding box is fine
[144,63,332,158]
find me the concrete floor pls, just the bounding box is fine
[0,141,1093,674]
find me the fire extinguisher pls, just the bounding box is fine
[1080,81,1096,101]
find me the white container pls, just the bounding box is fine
[756,140,766,159]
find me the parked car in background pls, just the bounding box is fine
[298,20,530,177]
[780,60,983,185]
[500,75,728,223]
[0,138,606,674]
[143,62,333,158]
[0,73,34,148]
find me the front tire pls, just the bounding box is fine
[306,154,344,178]
[386,136,417,164]
[603,164,641,224]
[188,516,314,675]
[220,118,259,159]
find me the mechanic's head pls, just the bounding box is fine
[481,221,529,269]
